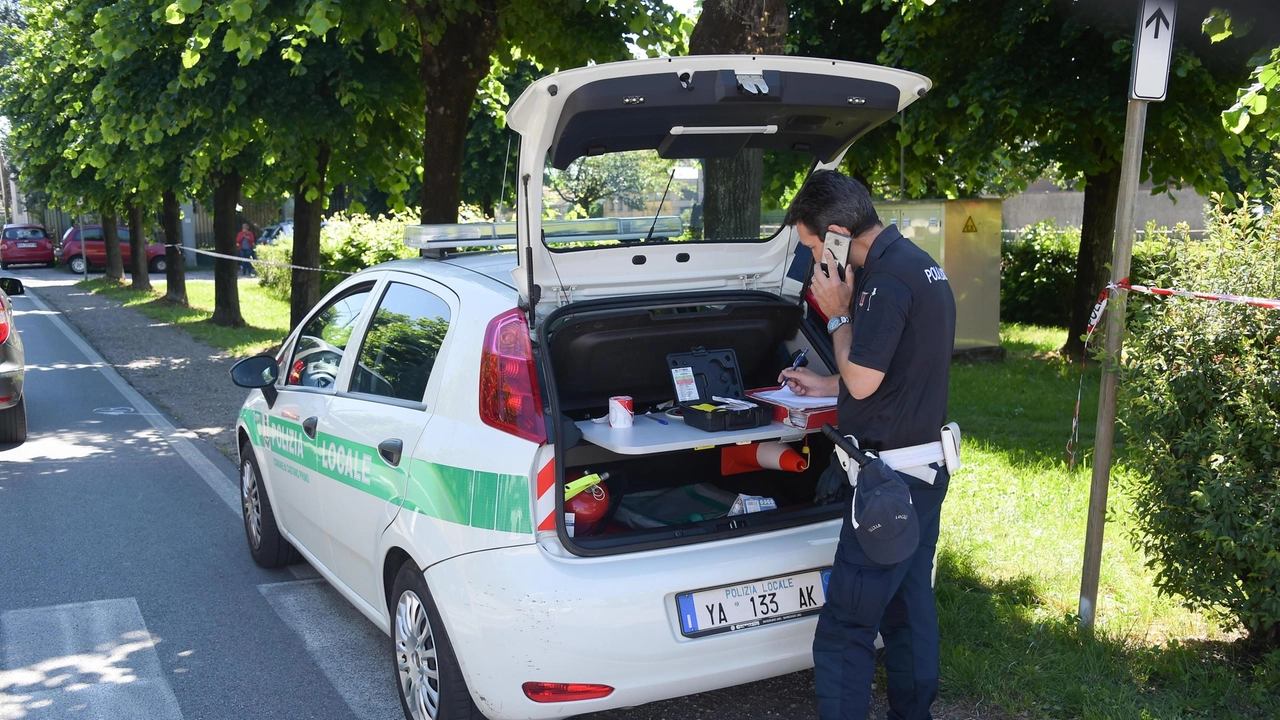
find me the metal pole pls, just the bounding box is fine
[1079,98,1148,630]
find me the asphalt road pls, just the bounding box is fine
[0,284,405,720]
[0,270,839,720]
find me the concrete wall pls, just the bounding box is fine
[1002,181,1209,234]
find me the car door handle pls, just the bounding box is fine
[302,416,318,440]
[378,439,404,467]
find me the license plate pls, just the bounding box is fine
[16,242,36,248]
[676,568,830,638]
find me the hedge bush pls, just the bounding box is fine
[256,211,419,301]
[1120,195,1280,647]
[1000,220,1167,327]
[1000,221,1080,326]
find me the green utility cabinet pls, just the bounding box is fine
[873,199,1003,355]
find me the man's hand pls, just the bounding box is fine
[777,367,839,397]
[811,248,856,319]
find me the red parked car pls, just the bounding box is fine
[58,225,167,274]
[0,224,57,270]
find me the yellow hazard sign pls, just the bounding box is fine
[962,216,978,233]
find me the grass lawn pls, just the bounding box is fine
[942,324,1279,718]
[66,279,1280,717]
[77,277,291,356]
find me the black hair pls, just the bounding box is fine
[783,170,880,238]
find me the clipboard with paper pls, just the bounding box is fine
[746,386,839,430]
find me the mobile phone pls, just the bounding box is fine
[820,230,851,281]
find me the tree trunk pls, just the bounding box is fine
[127,197,150,291]
[102,210,124,281]
[291,143,331,329]
[1063,166,1122,360]
[0,152,11,223]
[703,153,764,240]
[211,171,245,327]
[415,0,500,224]
[161,189,187,306]
[689,0,787,241]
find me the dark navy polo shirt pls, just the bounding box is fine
[836,224,956,452]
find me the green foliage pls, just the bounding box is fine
[547,152,675,217]
[256,211,418,300]
[1000,221,1080,327]
[356,311,448,402]
[1001,221,1164,328]
[1120,193,1280,646]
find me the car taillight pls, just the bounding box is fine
[479,308,546,444]
[0,299,9,344]
[522,682,614,703]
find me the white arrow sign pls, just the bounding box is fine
[1131,0,1177,101]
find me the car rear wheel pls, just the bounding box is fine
[391,562,484,720]
[240,442,300,567]
[149,256,167,273]
[67,255,86,274]
[0,262,7,270]
[0,396,27,444]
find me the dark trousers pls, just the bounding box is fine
[813,461,949,720]
[238,248,254,275]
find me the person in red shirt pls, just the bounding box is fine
[236,223,256,276]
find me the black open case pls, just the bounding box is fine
[666,347,772,432]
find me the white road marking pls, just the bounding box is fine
[259,580,400,720]
[0,598,184,720]
[22,289,241,514]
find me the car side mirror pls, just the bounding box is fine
[0,278,24,295]
[231,353,280,407]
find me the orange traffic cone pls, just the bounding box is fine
[721,441,809,475]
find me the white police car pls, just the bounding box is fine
[232,55,930,720]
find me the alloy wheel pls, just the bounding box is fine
[241,461,262,549]
[396,590,441,720]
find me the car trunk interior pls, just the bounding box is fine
[540,292,841,554]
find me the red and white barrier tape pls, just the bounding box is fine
[1066,278,1280,469]
[1119,281,1280,310]
[163,244,355,276]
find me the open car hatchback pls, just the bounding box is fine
[234,54,930,720]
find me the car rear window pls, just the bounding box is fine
[4,227,49,240]
[541,147,810,247]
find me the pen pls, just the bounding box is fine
[782,348,809,389]
[644,414,669,425]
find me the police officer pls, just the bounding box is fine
[779,170,956,720]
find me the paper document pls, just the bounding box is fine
[751,386,838,410]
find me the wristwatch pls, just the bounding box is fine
[826,315,853,334]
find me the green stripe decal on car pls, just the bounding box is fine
[239,408,532,534]
[403,462,532,535]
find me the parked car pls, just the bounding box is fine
[0,224,56,269]
[58,225,167,274]
[258,220,293,245]
[231,55,931,720]
[0,276,26,443]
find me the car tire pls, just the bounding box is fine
[149,256,167,273]
[239,442,300,568]
[0,396,27,444]
[0,262,7,270]
[68,255,86,274]
[391,562,485,720]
